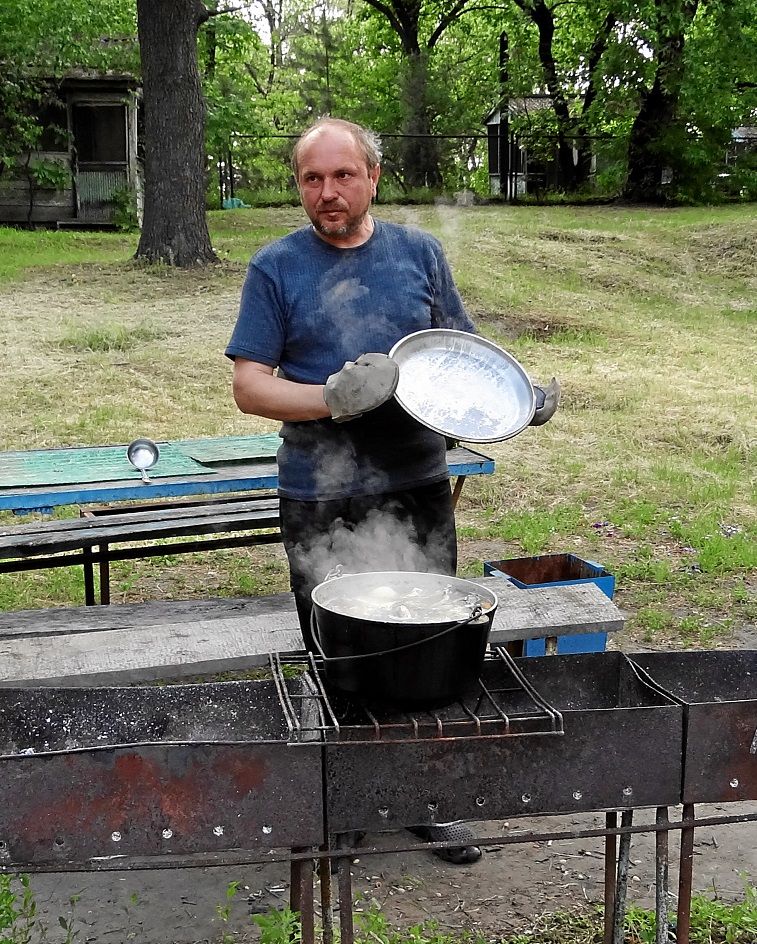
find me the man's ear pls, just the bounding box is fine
[370,164,381,196]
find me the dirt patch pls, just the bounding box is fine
[467,306,595,343]
[685,226,757,277]
[537,228,623,244]
[27,805,757,943]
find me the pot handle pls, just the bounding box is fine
[309,605,485,664]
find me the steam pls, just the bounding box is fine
[289,503,453,595]
[316,271,404,356]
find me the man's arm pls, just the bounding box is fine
[232,359,331,422]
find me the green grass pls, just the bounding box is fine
[0,226,134,281]
[57,321,172,353]
[0,204,754,646]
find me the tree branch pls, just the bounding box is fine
[579,10,616,117]
[243,61,268,98]
[428,0,473,48]
[201,1,248,18]
[361,0,406,39]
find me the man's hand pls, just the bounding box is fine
[530,377,560,426]
[324,353,400,423]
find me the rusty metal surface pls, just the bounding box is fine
[0,679,324,866]
[325,653,683,832]
[630,651,757,803]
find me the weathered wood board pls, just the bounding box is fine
[0,580,623,687]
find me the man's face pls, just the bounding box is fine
[296,126,380,247]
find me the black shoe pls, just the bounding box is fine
[408,823,482,864]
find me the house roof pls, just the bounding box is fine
[484,95,553,124]
[732,127,757,142]
[60,70,139,93]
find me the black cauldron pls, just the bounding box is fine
[310,571,498,708]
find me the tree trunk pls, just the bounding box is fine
[623,0,698,203]
[528,0,581,191]
[135,0,217,267]
[623,71,680,202]
[401,51,442,188]
[362,0,456,189]
[516,0,615,192]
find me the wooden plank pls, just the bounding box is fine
[177,433,281,463]
[0,593,295,639]
[0,580,623,686]
[0,459,279,512]
[0,580,518,640]
[0,614,303,687]
[0,443,207,489]
[488,582,624,639]
[0,446,493,514]
[0,496,280,538]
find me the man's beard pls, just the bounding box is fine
[313,209,367,238]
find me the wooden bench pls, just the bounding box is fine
[0,446,495,606]
[0,493,281,605]
[0,578,625,687]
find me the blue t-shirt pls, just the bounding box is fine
[226,220,475,500]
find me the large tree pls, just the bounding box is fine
[507,0,618,191]
[359,0,478,187]
[623,0,757,201]
[135,0,218,266]
[622,0,700,202]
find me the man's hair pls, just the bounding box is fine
[291,118,382,178]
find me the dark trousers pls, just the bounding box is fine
[279,479,458,650]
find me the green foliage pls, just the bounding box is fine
[216,879,240,929]
[28,158,69,191]
[252,906,301,944]
[0,874,37,944]
[0,0,137,166]
[110,186,140,232]
[0,874,80,944]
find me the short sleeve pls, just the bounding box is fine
[225,262,286,366]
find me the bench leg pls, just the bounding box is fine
[451,475,466,509]
[99,543,111,605]
[82,546,96,606]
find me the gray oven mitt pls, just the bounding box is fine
[324,353,400,423]
[530,377,561,426]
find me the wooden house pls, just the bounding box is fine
[0,72,141,227]
[485,95,596,197]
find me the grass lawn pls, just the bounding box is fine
[0,204,754,648]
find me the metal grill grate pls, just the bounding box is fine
[271,648,563,744]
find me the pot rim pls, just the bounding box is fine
[310,570,498,625]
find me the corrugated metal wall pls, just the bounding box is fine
[76,169,127,223]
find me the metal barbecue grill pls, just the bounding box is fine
[630,650,757,804]
[0,648,754,944]
[284,649,683,833]
[0,677,324,866]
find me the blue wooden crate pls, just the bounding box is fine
[483,553,614,656]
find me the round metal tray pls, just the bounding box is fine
[389,329,536,443]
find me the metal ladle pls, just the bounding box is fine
[126,438,160,483]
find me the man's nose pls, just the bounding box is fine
[321,176,338,201]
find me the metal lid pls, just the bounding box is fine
[389,329,536,443]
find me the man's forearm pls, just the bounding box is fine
[233,364,331,422]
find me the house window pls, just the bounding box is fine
[37,97,68,151]
[72,104,126,163]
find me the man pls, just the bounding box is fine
[226,117,557,865]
